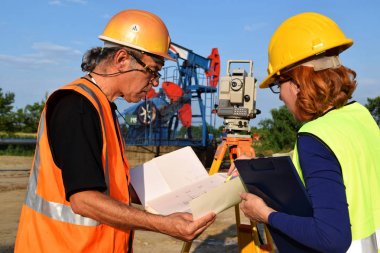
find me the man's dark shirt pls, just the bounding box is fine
[46,90,109,201]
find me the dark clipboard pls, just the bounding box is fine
[234,156,320,253]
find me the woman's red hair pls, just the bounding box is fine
[288,66,357,122]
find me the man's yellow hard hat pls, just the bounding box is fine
[260,12,353,88]
[99,9,174,61]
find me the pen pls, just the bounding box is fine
[225,168,237,182]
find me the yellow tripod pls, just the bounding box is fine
[181,135,274,253]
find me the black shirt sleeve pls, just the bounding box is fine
[46,90,107,201]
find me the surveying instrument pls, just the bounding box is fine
[181,60,274,253]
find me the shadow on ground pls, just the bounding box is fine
[192,224,238,252]
[0,244,13,253]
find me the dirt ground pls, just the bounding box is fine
[0,155,260,253]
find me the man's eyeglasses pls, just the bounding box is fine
[127,51,162,80]
[269,76,292,94]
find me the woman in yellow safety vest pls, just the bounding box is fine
[236,12,380,253]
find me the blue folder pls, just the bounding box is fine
[234,156,320,253]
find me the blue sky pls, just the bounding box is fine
[1,0,379,126]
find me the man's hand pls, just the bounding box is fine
[240,192,275,224]
[161,212,216,242]
[70,190,216,242]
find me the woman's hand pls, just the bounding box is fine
[227,154,252,177]
[240,192,276,224]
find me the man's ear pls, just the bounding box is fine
[114,49,129,69]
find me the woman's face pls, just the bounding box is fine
[279,80,299,117]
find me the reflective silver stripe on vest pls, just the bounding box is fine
[24,83,111,226]
[25,115,99,226]
[346,230,379,253]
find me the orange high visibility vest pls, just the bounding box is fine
[15,78,132,253]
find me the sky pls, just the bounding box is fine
[0,0,379,127]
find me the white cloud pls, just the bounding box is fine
[244,22,268,32]
[48,0,87,6]
[67,0,87,4]
[101,13,111,19]
[48,0,62,5]
[0,42,82,68]
[32,42,82,56]
[0,54,56,65]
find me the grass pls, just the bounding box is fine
[0,132,36,138]
[0,132,36,156]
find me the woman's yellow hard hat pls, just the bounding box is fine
[99,9,174,61]
[260,12,353,88]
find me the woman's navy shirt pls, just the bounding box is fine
[268,134,351,253]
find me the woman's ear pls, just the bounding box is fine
[290,81,300,95]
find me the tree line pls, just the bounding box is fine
[0,88,46,134]
[1,87,379,155]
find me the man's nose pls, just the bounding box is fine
[150,78,159,87]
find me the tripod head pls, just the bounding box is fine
[217,60,260,135]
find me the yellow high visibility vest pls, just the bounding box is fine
[293,102,380,253]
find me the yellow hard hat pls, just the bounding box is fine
[260,12,353,88]
[99,9,174,61]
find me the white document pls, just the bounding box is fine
[190,175,247,219]
[130,146,247,217]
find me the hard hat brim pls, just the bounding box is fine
[99,36,175,62]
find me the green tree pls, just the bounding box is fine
[177,125,203,139]
[0,88,16,132]
[0,88,46,133]
[177,123,221,141]
[21,99,45,132]
[365,96,380,126]
[257,106,303,153]
[13,108,26,132]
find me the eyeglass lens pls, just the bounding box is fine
[128,51,161,80]
[269,76,292,94]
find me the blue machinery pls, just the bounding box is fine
[120,42,220,149]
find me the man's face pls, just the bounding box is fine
[119,53,163,103]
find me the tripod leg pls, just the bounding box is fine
[209,140,228,175]
[181,242,192,253]
[233,138,274,253]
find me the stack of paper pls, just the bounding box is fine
[130,146,246,219]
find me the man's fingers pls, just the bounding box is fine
[240,192,248,200]
[193,213,216,230]
[196,212,216,225]
[193,213,216,235]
